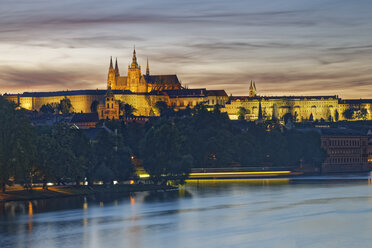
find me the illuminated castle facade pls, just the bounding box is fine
[107,49,182,92]
[3,49,372,121]
[223,86,372,121]
[4,49,228,117]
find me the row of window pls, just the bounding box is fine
[175,99,224,107]
[328,149,361,154]
[326,140,361,147]
[328,157,363,164]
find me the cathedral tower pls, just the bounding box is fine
[249,81,257,97]
[127,48,142,92]
[107,57,116,89]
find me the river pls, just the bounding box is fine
[1,175,372,248]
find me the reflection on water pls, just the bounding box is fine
[1,176,372,248]
[186,178,290,187]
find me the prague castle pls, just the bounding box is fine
[224,81,372,121]
[3,49,372,121]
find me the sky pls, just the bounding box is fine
[0,0,372,98]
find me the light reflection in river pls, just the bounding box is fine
[0,176,372,248]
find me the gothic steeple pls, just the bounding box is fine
[107,56,116,89]
[109,56,113,69]
[130,47,139,69]
[146,57,150,76]
[115,58,119,76]
[249,80,256,97]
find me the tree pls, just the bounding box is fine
[91,131,134,185]
[342,108,355,120]
[36,124,88,187]
[90,100,99,113]
[120,102,136,118]
[237,107,248,121]
[283,113,293,124]
[293,112,298,122]
[154,101,168,117]
[258,101,263,120]
[40,103,55,114]
[334,110,339,122]
[0,96,36,192]
[59,98,74,114]
[272,104,279,121]
[140,120,193,185]
[309,113,314,122]
[356,108,368,120]
[175,105,237,168]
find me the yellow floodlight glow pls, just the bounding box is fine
[139,174,150,179]
[189,171,291,176]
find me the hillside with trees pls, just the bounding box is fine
[0,96,326,190]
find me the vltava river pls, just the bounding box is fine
[1,175,372,248]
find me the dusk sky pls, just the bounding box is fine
[1,0,372,98]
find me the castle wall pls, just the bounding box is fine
[4,92,371,121]
[4,95,19,106]
[4,94,104,113]
[223,97,360,121]
[114,94,168,116]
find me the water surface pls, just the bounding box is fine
[1,175,372,248]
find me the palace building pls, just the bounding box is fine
[223,79,372,121]
[2,49,372,121]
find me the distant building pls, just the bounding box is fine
[70,113,99,129]
[224,94,372,122]
[320,129,369,173]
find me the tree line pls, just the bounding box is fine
[0,96,326,191]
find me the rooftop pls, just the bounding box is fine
[70,113,99,123]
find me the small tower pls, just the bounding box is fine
[107,57,116,89]
[146,57,150,76]
[249,81,257,97]
[98,88,120,120]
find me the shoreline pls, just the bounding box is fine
[0,184,177,203]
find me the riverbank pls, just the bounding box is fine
[0,184,176,202]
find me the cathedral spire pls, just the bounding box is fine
[146,57,150,76]
[109,56,113,69]
[131,46,139,68]
[107,56,116,89]
[115,58,119,76]
[249,80,256,97]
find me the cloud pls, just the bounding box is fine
[0,66,102,93]
[0,0,372,99]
